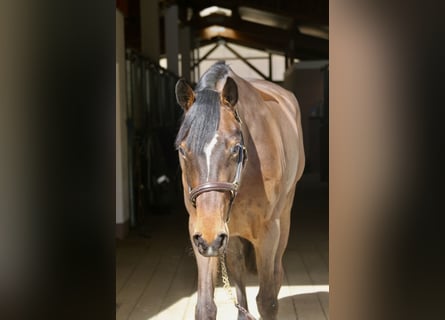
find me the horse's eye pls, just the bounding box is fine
[178,147,186,158]
[231,144,241,155]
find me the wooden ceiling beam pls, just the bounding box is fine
[193,14,328,59]
[179,0,328,26]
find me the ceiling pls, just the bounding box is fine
[119,0,328,61]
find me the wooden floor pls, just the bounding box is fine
[116,174,328,319]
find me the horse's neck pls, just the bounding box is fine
[237,87,270,141]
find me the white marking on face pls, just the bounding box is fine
[203,133,218,181]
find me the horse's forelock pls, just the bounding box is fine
[176,89,221,153]
[176,62,230,153]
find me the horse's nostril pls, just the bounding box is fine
[215,233,228,249]
[193,233,203,247]
[193,233,227,256]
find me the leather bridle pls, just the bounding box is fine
[188,135,247,214]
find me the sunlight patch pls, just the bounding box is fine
[149,284,329,319]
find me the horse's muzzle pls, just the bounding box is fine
[193,232,228,257]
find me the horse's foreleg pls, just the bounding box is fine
[255,219,281,320]
[194,249,219,320]
[226,236,249,320]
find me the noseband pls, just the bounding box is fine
[188,139,247,212]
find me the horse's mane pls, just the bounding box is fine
[175,62,229,153]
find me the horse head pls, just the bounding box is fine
[175,76,246,257]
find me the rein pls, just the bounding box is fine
[219,252,257,320]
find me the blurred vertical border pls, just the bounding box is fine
[330,1,445,320]
[0,0,115,319]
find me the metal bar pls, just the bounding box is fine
[269,52,272,80]
[190,51,195,82]
[197,47,201,80]
[192,43,219,69]
[224,43,270,80]
[127,59,135,227]
[193,48,198,82]
[201,56,269,60]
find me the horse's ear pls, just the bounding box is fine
[222,77,238,107]
[175,79,195,111]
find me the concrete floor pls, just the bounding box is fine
[116,173,328,319]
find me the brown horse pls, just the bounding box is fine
[175,62,304,320]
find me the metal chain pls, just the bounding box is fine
[219,252,257,320]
